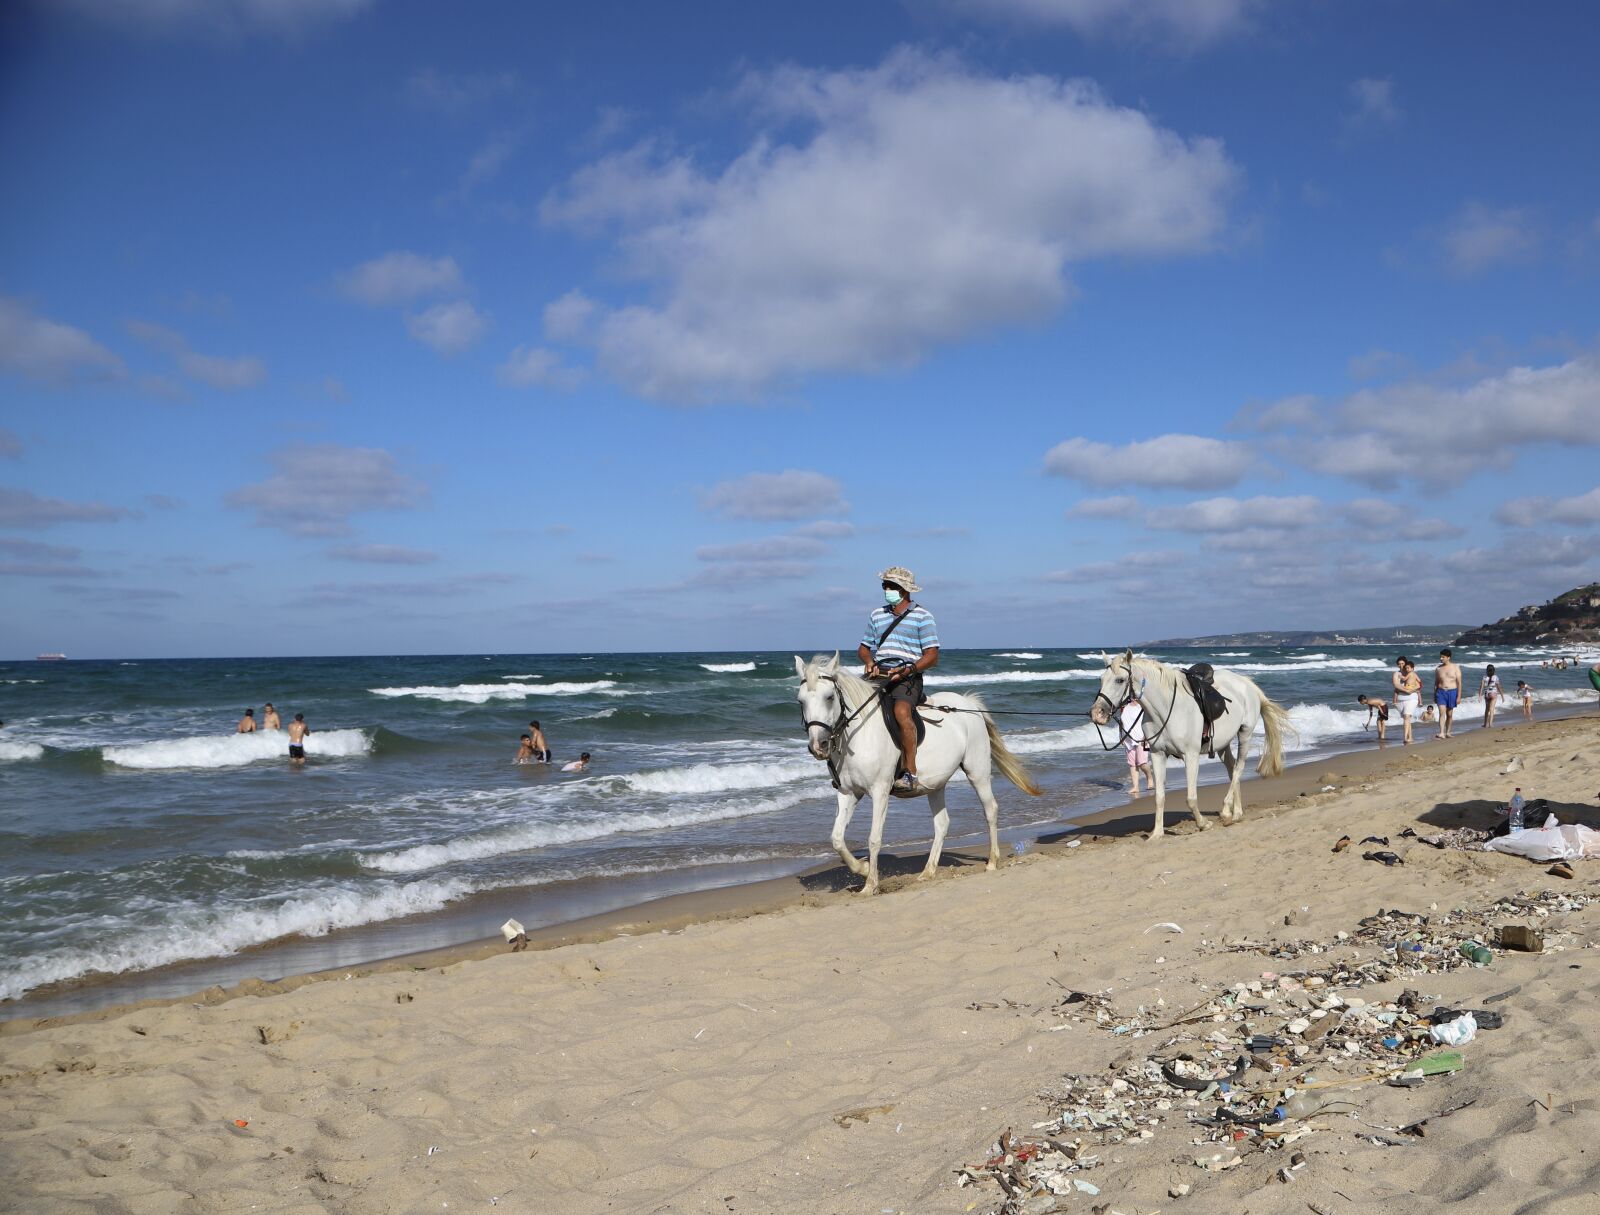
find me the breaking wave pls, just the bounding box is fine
[369,680,617,702]
[103,728,372,770]
[361,788,817,874]
[0,740,46,762]
[0,876,482,1003]
[701,662,757,673]
[619,757,818,795]
[996,652,1043,660]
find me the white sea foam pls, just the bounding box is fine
[1006,724,1105,754]
[103,728,371,770]
[1215,651,1251,657]
[569,707,617,721]
[997,652,1043,660]
[362,787,817,874]
[0,740,45,762]
[926,669,1098,685]
[620,757,819,795]
[1222,658,1392,673]
[0,877,481,1003]
[369,680,617,702]
[701,662,756,673]
[500,673,536,679]
[1279,704,1370,749]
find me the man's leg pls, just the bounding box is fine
[893,699,918,776]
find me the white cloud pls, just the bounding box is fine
[0,486,134,529]
[542,291,598,343]
[1439,202,1539,275]
[336,252,464,307]
[326,543,439,564]
[700,470,849,521]
[1348,78,1400,126]
[1145,494,1321,533]
[406,300,487,355]
[1497,487,1600,528]
[1340,497,1464,541]
[1257,355,1600,489]
[226,444,428,537]
[792,519,855,538]
[930,0,1260,47]
[0,297,125,385]
[1044,433,1251,490]
[1066,495,1141,519]
[1041,548,1181,582]
[696,536,828,562]
[499,345,583,390]
[404,68,517,113]
[541,50,1236,401]
[45,0,376,35]
[459,134,516,196]
[126,319,266,390]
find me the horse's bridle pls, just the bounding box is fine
[1090,658,1179,751]
[799,674,883,751]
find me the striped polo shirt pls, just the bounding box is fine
[861,603,940,666]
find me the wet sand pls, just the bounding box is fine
[3,710,1598,1213]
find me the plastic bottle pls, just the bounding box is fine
[1277,1091,1337,1121]
[1458,940,1492,965]
[1508,788,1525,833]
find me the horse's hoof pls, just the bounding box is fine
[1144,830,1164,842]
[915,870,935,882]
[985,861,997,872]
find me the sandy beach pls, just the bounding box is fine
[4,711,1598,1214]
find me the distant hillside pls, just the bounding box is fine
[1454,584,1600,647]
[1143,625,1468,648]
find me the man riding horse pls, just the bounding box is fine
[857,565,939,793]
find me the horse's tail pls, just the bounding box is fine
[983,715,1043,796]
[1256,691,1296,778]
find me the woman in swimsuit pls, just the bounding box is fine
[1479,664,1502,728]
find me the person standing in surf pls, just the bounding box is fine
[262,703,281,730]
[857,564,940,794]
[237,708,257,734]
[528,720,550,763]
[287,713,310,765]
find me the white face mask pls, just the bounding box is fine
[884,588,903,605]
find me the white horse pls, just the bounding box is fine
[1089,649,1293,840]
[795,653,1041,894]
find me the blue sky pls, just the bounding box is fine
[2,0,1597,658]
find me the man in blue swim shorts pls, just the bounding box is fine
[1433,647,1461,739]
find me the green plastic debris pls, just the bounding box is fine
[1413,1049,1464,1076]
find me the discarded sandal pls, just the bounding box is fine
[1332,835,1352,853]
[1363,850,1404,866]
[1548,861,1575,880]
[1399,827,1418,839]
[1360,835,1390,845]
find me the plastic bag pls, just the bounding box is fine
[1429,1012,1477,1046]
[1485,815,1600,862]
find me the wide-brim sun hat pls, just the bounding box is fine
[878,565,921,593]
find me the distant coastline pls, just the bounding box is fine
[1141,625,1467,648]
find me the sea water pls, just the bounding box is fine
[1,645,1593,1013]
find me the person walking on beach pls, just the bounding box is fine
[287,713,310,765]
[1434,648,1462,739]
[237,708,257,734]
[1120,695,1152,794]
[528,720,550,763]
[1517,680,1534,721]
[1358,693,1390,744]
[1392,657,1421,745]
[561,751,591,772]
[857,564,940,794]
[1479,664,1503,728]
[262,703,281,730]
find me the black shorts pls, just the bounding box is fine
[288,744,305,759]
[878,668,924,705]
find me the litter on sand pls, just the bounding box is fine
[1145,922,1184,935]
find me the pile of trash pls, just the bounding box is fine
[956,888,1591,1213]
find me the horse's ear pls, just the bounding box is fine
[1123,647,1134,664]
[825,651,841,674]
[793,655,807,679]
[1100,650,1110,667]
